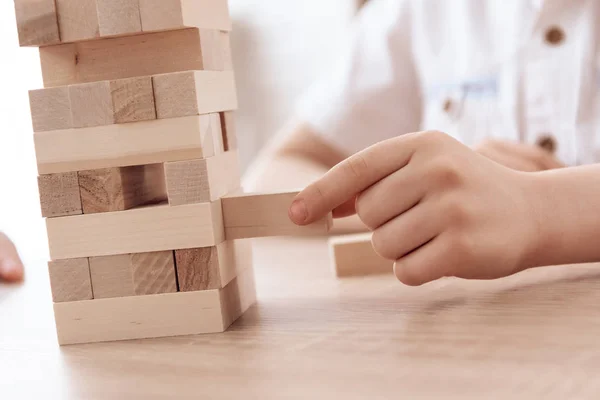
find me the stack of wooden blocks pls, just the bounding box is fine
[14,0,332,345]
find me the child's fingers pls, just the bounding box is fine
[393,235,455,286]
[289,134,420,225]
[0,234,24,283]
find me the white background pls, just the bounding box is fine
[0,1,355,267]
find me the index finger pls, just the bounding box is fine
[289,133,420,225]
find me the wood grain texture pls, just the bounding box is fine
[152,71,238,119]
[109,76,156,124]
[130,251,178,295]
[78,164,166,214]
[139,0,232,32]
[175,247,219,291]
[198,30,229,71]
[96,0,142,36]
[39,29,204,88]
[46,202,225,259]
[176,239,252,291]
[165,150,240,206]
[7,237,600,397]
[68,81,114,129]
[48,258,93,303]
[53,266,254,345]
[29,87,72,132]
[55,0,99,42]
[220,111,237,151]
[89,254,134,299]
[90,251,177,299]
[329,233,393,277]
[38,172,82,218]
[222,191,333,239]
[14,0,61,46]
[34,116,214,174]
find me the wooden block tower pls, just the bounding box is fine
[14,0,332,345]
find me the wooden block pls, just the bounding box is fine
[329,233,393,278]
[46,201,225,259]
[40,29,208,87]
[34,116,215,174]
[210,112,225,154]
[220,111,237,151]
[89,254,134,299]
[53,266,255,345]
[152,71,237,119]
[220,265,256,329]
[69,81,114,128]
[96,0,142,37]
[109,76,156,124]
[78,164,166,214]
[14,0,61,46]
[139,0,232,32]
[222,191,333,240]
[176,239,251,291]
[90,251,177,299]
[48,258,92,303]
[29,87,72,132]
[165,150,240,206]
[38,172,82,218]
[130,251,178,295]
[198,30,230,71]
[55,0,99,42]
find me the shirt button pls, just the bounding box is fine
[443,98,453,112]
[545,26,565,46]
[536,134,557,153]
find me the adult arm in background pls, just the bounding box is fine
[243,0,562,224]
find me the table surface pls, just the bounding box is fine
[2,236,600,399]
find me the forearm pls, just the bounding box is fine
[531,164,600,267]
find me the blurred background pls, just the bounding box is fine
[0,0,366,264]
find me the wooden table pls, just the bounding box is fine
[2,236,600,399]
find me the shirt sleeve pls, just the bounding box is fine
[294,0,422,156]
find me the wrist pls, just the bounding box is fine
[519,172,563,269]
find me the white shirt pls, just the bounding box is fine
[295,0,600,166]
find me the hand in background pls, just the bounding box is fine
[474,139,564,172]
[289,131,545,286]
[0,233,24,283]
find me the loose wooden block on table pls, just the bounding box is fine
[78,164,166,214]
[53,266,256,345]
[222,191,333,240]
[139,0,232,32]
[46,202,225,259]
[48,258,92,303]
[38,172,82,218]
[176,239,252,291]
[220,111,237,151]
[29,87,72,132]
[165,150,240,206]
[14,0,61,47]
[89,251,177,299]
[55,0,99,43]
[39,29,226,87]
[34,116,215,175]
[153,71,238,119]
[329,233,393,278]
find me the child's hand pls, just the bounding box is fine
[289,131,544,286]
[0,233,24,283]
[474,139,564,172]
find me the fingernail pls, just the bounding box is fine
[289,199,308,224]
